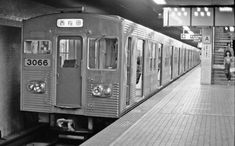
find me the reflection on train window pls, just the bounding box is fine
[89,38,118,70]
[59,38,82,68]
[24,40,51,54]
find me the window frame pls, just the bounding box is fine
[87,36,119,71]
[149,41,160,71]
[24,40,52,55]
[57,36,83,68]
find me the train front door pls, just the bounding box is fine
[56,36,82,108]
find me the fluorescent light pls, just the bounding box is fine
[183,26,190,31]
[204,7,209,12]
[153,0,166,5]
[188,30,194,35]
[219,7,233,12]
[206,12,211,16]
[183,26,194,35]
[200,12,205,16]
[194,11,199,16]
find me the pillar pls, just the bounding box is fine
[201,27,213,84]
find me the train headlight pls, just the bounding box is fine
[91,84,112,97]
[91,85,103,96]
[27,80,46,94]
[103,87,112,96]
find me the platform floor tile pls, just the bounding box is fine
[82,67,234,146]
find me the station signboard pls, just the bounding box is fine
[181,33,202,41]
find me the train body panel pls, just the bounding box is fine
[21,13,200,127]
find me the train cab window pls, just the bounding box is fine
[59,38,82,68]
[88,38,118,70]
[24,40,51,54]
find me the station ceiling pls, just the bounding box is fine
[32,0,234,47]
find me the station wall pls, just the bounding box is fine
[0,0,57,138]
[0,26,25,137]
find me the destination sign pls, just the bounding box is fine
[57,19,83,27]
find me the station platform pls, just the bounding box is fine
[81,67,234,146]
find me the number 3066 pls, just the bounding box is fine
[25,59,50,67]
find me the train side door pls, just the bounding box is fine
[126,37,132,105]
[135,39,144,98]
[56,36,82,108]
[126,38,144,105]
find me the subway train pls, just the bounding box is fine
[20,12,200,132]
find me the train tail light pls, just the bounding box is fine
[27,80,46,94]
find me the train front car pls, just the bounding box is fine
[21,13,121,132]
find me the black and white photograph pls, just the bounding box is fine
[0,0,234,145]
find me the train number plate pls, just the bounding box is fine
[24,59,51,67]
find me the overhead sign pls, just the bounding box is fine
[181,33,202,40]
[181,33,193,40]
[203,35,211,43]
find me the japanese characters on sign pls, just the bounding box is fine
[57,19,83,27]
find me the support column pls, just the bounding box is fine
[201,27,213,84]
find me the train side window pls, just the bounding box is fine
[59,38,82,68]
[149,42,153,71]
[24,40,51,54]
[88,38,118,70]
[153,43,157,70]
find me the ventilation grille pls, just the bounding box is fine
[21,70,51,112]
[85,81,120,117]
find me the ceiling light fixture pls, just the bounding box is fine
[219,7,233,12]
[188,30,194,35]
[153,0,166,5]
[183,26,190,31]
[183,26,194,35]
[200,12,205,16]
[206,12,211,16]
